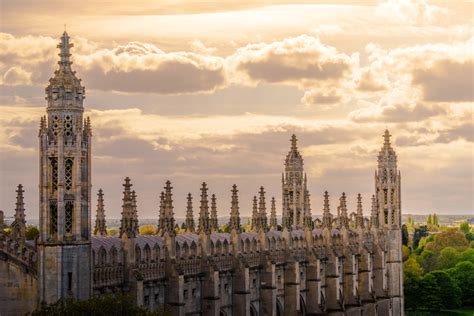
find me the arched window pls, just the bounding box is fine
[144,244,151,262]
[175,242,181,258]
[191,242,197,257]
[223,240,229,254]
[99,247,107,266]
[252,240,258,252]
[154,245,161,261]
[245,239,251,253]
[216,240,222,256]
[135,245,141,264]
[110,247,118,265]
[183,242,189,258]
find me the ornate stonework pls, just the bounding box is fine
[0,32,404,316]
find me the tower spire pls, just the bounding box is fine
[119,177,139,238]
[322,191,332,228]
[198,182,211,234]
[356,193,364,229]
[258,186,268,232]
[11,184,26,243]
[158,180,175,236]
[94,189,107,236]
[210,194,218,232]
[338,192,349,229]
[269,197,277,230]
[185,193,195,233]
[229,184,241,232]
[251,196,259,231]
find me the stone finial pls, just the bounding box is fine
[198,182,211,235]
[356,193,364,229]
[11,184,26,242]
[94,189,107,236]
[185,193,195,233]
[210,194,218,232]
[270,197,277,230]
[119,177,139,238]
[258,187,268,231]
[251,195,259,231]
[158,180,175,236]
[338,192,349,229]
[58,31,73,68]
[229,184,241,232]
[383,129,391,148]
[322,191,332,228]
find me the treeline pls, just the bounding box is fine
[403,222,474,312]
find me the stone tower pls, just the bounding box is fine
[11,184,27,244]
[37,31,92,303]
[282,134,311,230]
[375,130,404,314]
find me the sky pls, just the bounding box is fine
[0,0,472,222]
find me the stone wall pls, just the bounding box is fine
[0,258,38,315]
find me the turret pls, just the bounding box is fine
[258,186,268,232]
[120,177,139,238]
[355,193,364,229]
[338,192,349,229]
[158,181,175,236]
[11,184,26,243]
[210,194,218,232]
[94,189,107,236]
[198,182,211,235]
[251,196,259,231]
[269,197,277,230]
[185,193,195,233]
[229,184,241,233]
[322,191,332,229]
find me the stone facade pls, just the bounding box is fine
[0,32,404,316]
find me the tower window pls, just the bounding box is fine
[50,158,58,193]
[68,272,72,292]
[50,200,58,236]
[65,201,74,235]
[64,115,73,137]
[65,158,73,191]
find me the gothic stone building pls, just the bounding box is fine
[0,32,404,316]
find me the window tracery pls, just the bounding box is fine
[65,200,73,235]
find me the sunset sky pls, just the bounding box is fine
[0,0,472,220]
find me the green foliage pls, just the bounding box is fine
[107,228,119,237]
[32,294,171,315]
[417,250,437,273]
[139,225,157,235]
[219,223,230,233]
[448,261,474,306]
[413,225,429,249]
[402,224,409,246]
[417,273,442,310]
[404,223,474,311]
[437,247,461,270]
[428,271,461,309]
[425,229,469,254]
[25,225,40,240]
[460,222,474,241]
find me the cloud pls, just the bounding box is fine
[0,34,227,95]
[2,67,32,85]
[376,0,447,25]
[349,102,447,123]
[301,89,342,106]
[229,35,357,87]
[412,59,474,102]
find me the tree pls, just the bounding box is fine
[418,273,442,310]
[139,225,157,235]
[460,248,474,263]
[460,222,474,241]
[404,256,423,280]
[25,225,39,240]
[417,249,437,272]
[428,271,461,309]
[413,225,429,249]
[427,214,432,225]
[402,224,409,246]
[448,261,474,306]
[425,228,469,254]
[107,228,119,236]
[437,247,460,270]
